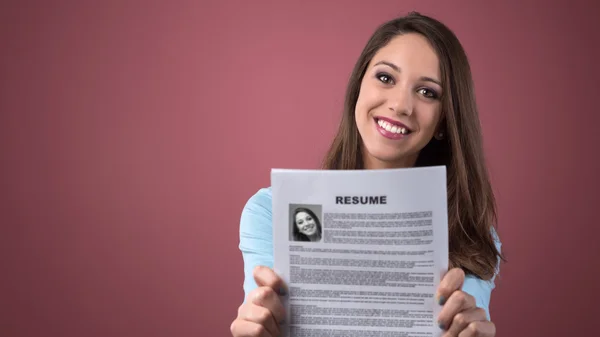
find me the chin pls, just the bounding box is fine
[365,143,404,159]
[363,143,419,167]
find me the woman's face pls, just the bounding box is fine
[355,33,443,169]
[295,211,318,236]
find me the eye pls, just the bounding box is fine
[297,220,303,224]
[417,88,439,99]
[376,72,395,85]
[306,216,312,221]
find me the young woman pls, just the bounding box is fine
[292,207,322,242]
[230,11,504,337]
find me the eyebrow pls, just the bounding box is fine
[374,61,442,87]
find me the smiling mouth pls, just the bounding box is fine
[374,117,413,139]
[377,119,410,135]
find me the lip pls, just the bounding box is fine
[373,116,412,140]
[375,116,412,130]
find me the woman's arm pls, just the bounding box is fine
[238,188,274,301]
[462,227,502,319]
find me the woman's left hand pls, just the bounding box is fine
[435,268,496,337]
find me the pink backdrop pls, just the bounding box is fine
[2,1,599,336]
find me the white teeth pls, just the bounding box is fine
[377,119,409,134]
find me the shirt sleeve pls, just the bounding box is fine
[460,227,502,320]
[238,188,274,302]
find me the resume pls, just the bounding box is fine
[271,166,448,337]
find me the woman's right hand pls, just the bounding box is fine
[230,266,287,337]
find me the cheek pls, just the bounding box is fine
[355,85,382,118]
[354,96,367,121]
[416,107,442,135]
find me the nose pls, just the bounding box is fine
[387,86,413,116]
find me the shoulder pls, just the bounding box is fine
[244,187,272,208]
[239,187,273,251]
[240,187,273,228]
[491,225,502,253]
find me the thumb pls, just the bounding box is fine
[435,267,465,304]
[253,265,287,296]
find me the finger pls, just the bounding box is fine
[436,268,465,305]
[253,265,287,296]
[457,320,496,337]
[443,307,487,336]
[437,290,476,331]
[230,318,273,337]
[237,302,280,337]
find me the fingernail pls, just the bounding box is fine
[437,295,446,305]
[278,287,287,296]
[438,321,445,330]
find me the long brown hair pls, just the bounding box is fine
[322,12,505,280]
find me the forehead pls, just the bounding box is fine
[295,211,310,219]
[370,33,440,78]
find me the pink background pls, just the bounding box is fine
[2,1,599,336]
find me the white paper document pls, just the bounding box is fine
[271,166,448,337]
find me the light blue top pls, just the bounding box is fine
[238,187,502,320]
